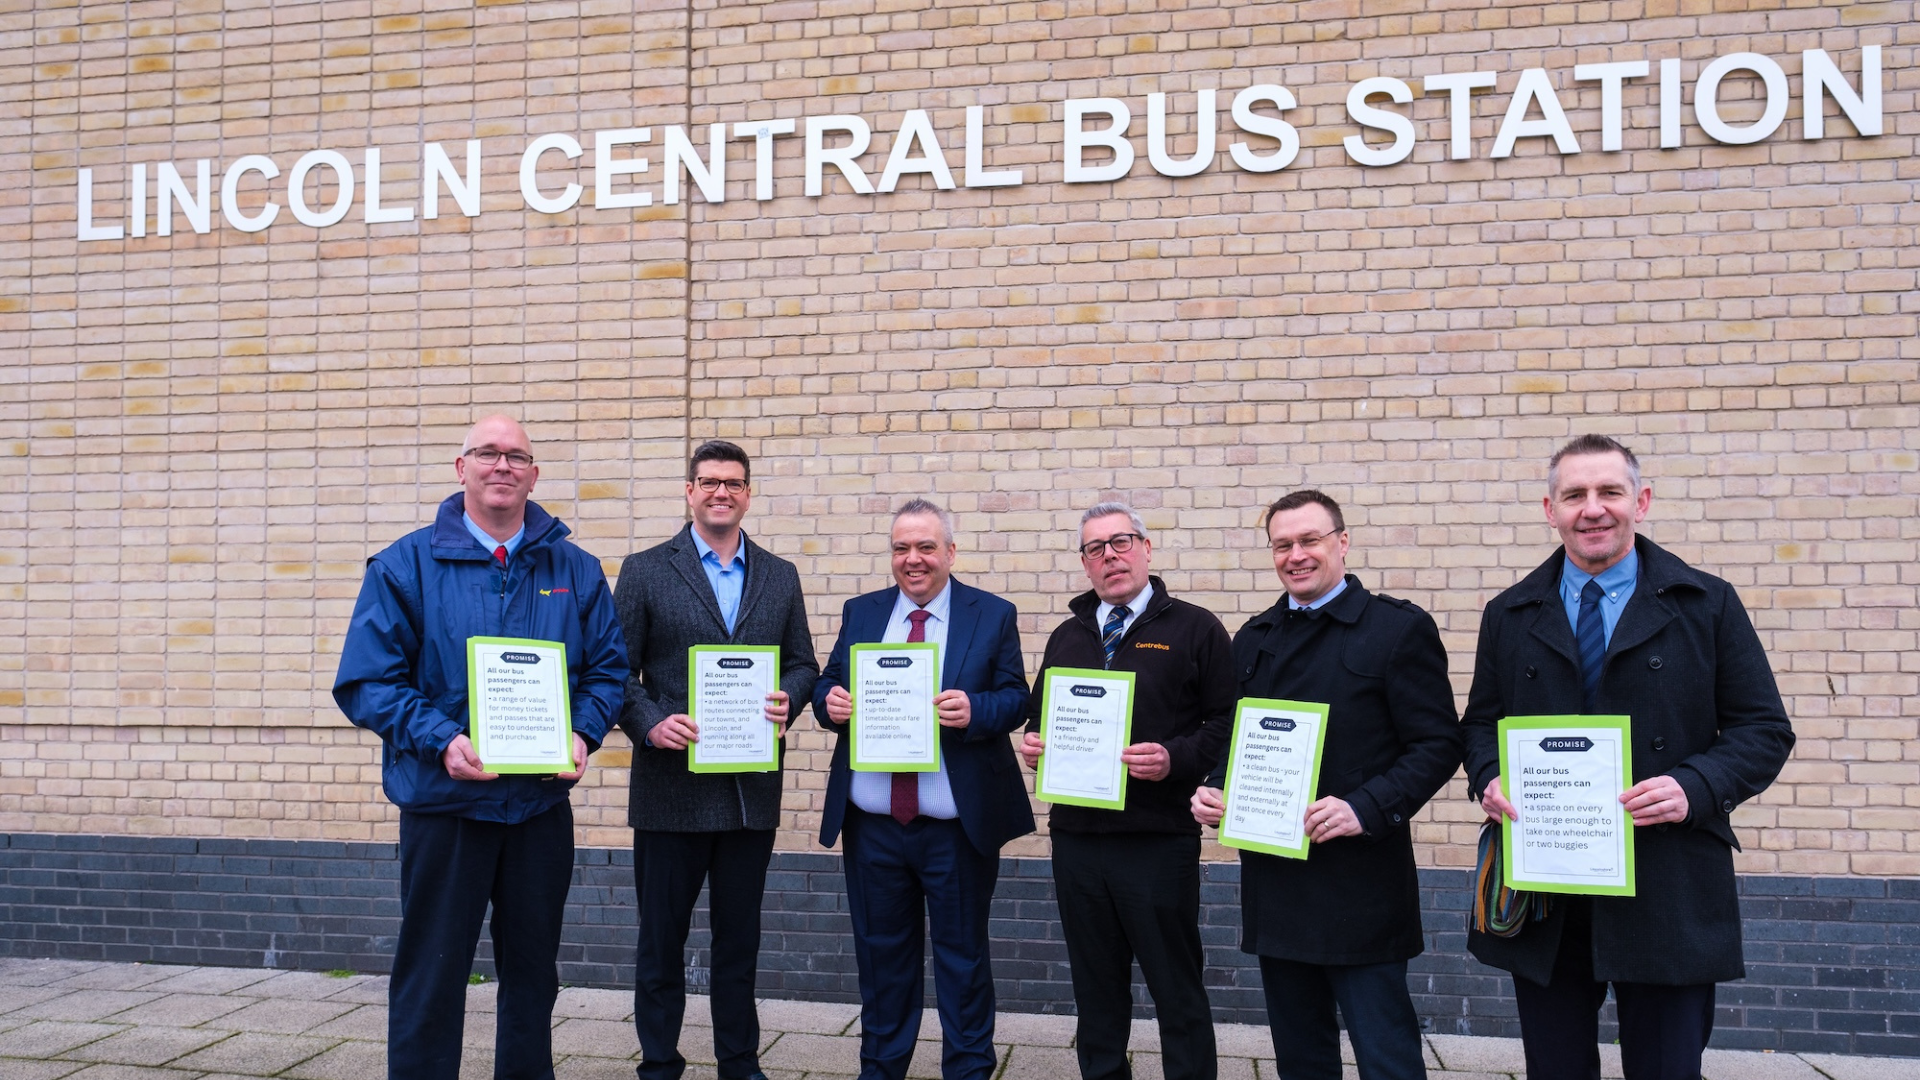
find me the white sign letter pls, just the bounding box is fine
[287,149,355,227]
[157,160,212,235]
[1344,77,1415,166]
[221,155,280,233]
[363,148,414,224]
[878,109,956,193]
[964,105,1022,188]
[732,119,795,201]
[1573,61,1649,152]
[1694,52,1788,145]
[804,116,875,196]
[1659,58,1683,148]
[1229,85,1299,173]
[594,128,652,209]
[129,163,146,238]
[1492,69,1581,158]
[1147,89,1217,177]
[1803,46,1882,139]
[1063,98,1134,183]
[664,124,727,204]
[77,169,124,241]
[520,133,583,214]
[1423,71,1497,160]
[424,141,482,219]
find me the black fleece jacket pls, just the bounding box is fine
[1025,577,1236,835]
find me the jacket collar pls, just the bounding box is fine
[1068,574,1175,630]
[429,493,565,560]
[1244,574,1369,632]
[863,578,982,692]
[1502,534,1706,609]
[1506,534,1703,666]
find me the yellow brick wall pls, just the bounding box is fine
[3,1,1916,875]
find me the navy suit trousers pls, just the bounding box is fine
[391,801,575,1080]
[842,808,1000,1080]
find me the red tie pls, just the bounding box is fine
[494,545,507,569]
[891,610,930,825]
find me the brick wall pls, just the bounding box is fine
[3,1,1918,874]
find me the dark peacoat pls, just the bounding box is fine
[1460,535,1794,986]
[1210,576,1463,966]
[613,525,820,832]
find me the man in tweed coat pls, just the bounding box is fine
[614,440,820,1080]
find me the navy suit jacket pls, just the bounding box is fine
[812,577,1035,856]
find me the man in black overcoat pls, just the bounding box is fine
[1193,490,1461,1080]
[614,440,820,1080]
[1461,434,1794,1080]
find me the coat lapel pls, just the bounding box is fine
[941,582,980,692]
[732,534,769,636]
[1518,554,1582,668]
[667,529,730,637]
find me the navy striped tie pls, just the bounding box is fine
[1102,605,1129,669]
[1576,579,1606,712]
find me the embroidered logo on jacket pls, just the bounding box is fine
[1134,641,1171,651]
[539,588,571,596]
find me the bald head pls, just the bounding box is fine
[455,415,538,539]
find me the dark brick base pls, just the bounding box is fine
[2,833,1915,1056]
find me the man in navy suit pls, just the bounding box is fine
[814,498,1034,1080]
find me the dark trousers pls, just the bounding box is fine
[390,801,575,1080]
[632,827,777,1080]
[1513,899,1717,1080]
[1258,957,1425,1080]
[1051,831,1217,1080]
[842,808,1001,1080]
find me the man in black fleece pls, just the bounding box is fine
[1020,502,1235,1080]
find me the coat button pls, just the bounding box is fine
[1649,656,1664,670]
[1525,666,1536,679]
[1721,799,1735,814]
[1651,737,1666,751]
[1243,666,1254,676]
[1392,813,1403,824]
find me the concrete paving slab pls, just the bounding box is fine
[990,1010,1076,1048]
[555,987,631,1022]
[466,982,500,1014]
[303,1004,386,1040]
[1212,1021,1271,1059]
[759,1031,863,1072]
[902,1035,955,1078]
[281,1038,387,1080]
[1796,1054,1920,1080]
[166,1032,337,1075]
[240,972,373,1002]
[3,1022,129,1059]
[0,1061,86,1080]
[1001,1045,1081,1080]
[214,999,360,1036]
[553,1058,648,1080]
[1426,1034,1526,1073]
[0,962,109,989]
[0,988,80,1016]
[1699,1049,1829,1080]
[316,978,388,1006]
[44,969,187,993]
[133,968,280,997]
[549,1018,638,1060]
[16,993,165,1024]
[1127,1017,1161,1052]
[60,1026,234,1067]
[50,1066,201,1080]
[102,994,255,1028]
[753,998,860,1036]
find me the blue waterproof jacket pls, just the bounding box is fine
[333,494,628,823]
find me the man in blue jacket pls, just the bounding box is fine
[334,415,628,1080]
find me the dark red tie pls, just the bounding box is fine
[891,610,930,825]
[494,544,507,569]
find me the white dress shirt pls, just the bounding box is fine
[849,581,960,820]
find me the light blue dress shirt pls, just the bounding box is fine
[1289,576,1347,612]
[1560,547,1639,647]
[462,513,525,560]
[850,581,960,821]
[690,528,747,635]
[1096,580,1154,640]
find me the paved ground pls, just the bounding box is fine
[1,959,1915,1079]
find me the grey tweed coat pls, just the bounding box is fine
[613,524,819,832]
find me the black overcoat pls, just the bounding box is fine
[1217,577,1463,966]
[1460,536,1794,986]
[613,525,820,832]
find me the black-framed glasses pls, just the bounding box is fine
[467,448,534,470]
[1269,530,1340,557]
[1079,533,1143,560]
[693,477,748,495]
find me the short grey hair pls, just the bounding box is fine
[1547,434,1642,496]
[893,498,954,544]
[1079,501,1148,541]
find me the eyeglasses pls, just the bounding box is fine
[693,477,748,495]
[1079,533,1144,560]
[466,448,534,470]
[1269,530,1341,557]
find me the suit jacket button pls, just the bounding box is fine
[1649,656,1664,670]
[1524,666,1536,679]
[1652,737,1666,751]
[1392,813,1403,824]
[1722,799,1735,814]
[1244,666,1254,676]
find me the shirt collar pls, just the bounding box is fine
[463,512,524,557]
[691,527,747,569]
[1098,579,1153,625]
[1562,546,1639,602]
[1289,576,1348,611]
[893,579,953,624]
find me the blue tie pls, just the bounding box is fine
[1576,579,1606,712]
[1102,605,1129,669]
